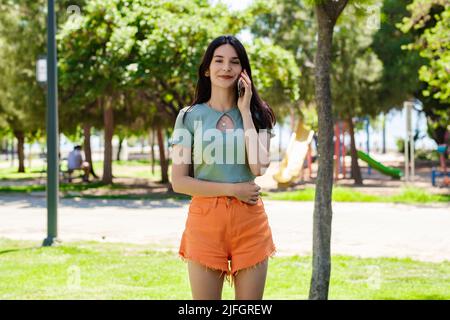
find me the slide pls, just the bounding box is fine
[273,121,314,184]
[356,150,403,179]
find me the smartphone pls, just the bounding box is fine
[237,78,245,97]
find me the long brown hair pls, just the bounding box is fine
[182,35,276,131]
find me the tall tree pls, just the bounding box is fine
[306,0,377,300]
[0,1,46,172]
[247,0,379,297]
[306,0,350,300]
[58,0,133,184]
[0,0,86,173]
[331,7,384,185]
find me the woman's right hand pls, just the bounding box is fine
[230,181,261,205]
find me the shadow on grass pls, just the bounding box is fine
[0,191,192,209]
[0,246,42,255]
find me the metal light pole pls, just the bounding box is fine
[365,116,371,175]
[403,101,415,182]
[42,0,59,246]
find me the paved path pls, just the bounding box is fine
[0,195,449,262]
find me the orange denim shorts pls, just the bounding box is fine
[179,195,276,285]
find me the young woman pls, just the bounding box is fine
[170,35,277,300]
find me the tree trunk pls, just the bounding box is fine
[102,97,114,184]
[15,131,25,173]
[347,117,363,185]
[149,128,155,175]
[10,136,14,166]
[0,138,6,154]
[165,128,174,192]
[309,0,348,300]
[116,136,124,161]
[83,123,98,178]
[4,138,9,160]
[382,113,386,154]
[156,124,169,183]
[290,107,295,132]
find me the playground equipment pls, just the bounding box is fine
[357,150,403,179]
[273,121,314,185]
[333,119,404,180]
[334,121,347,180]
[431,144,449,187]
[275,115,409,184]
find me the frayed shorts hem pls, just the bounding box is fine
[179,246,277,287]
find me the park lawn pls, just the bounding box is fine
[265,186,450,204]
[0,160,163,181]
[0,238,448,300]
[91,160,163,180]
[0,166,44,180]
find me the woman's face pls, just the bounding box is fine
[207,44,242,90]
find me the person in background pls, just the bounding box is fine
[67,145,90,182]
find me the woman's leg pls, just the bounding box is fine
[187,260,226,300]
[233,258,268,300]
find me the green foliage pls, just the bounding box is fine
[372,0,425,109]
[332,1,385,120]
[246,0,317,120]
[0,1,47,139]
[398,0,449,104]
[248,0,384,125]
[372,0,449,146]
[57,0,301,138]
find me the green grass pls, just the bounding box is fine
[0,238,448,300]
[0,182,111,193]
[266,186,450,204]
[91,160,163,179]
[0,182,193,201]
[0,166,44,180]
[0,160,163,181]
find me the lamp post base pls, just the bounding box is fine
[42,237,61,247]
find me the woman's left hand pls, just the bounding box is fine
[237,69,252,114]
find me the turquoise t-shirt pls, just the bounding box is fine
[170,103,275,183]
